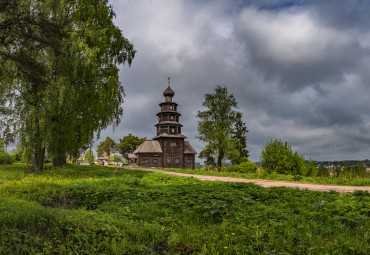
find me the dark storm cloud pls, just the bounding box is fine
[310,0,370,31]
[96,0,370,161]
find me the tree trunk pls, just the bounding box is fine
[217,152,223,171]
[31,116,43,172]
[53,155,66,167]
[40,147,45,170]
[89,143,92,165]
[217,156,222,171]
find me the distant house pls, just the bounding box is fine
[128,153,137,166]
[77,156,84,163]
[128,80,197,169]
[98,153,126,166]
[97,153,109,165]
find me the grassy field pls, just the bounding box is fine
[152,167,370,186]
[0,163,369,254]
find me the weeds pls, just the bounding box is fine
[0,163,369,254]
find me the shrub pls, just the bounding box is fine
[260,139,305,175]
[0,151,13,164]
[229,160,258,173]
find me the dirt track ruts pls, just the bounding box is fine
[122,167,370,193]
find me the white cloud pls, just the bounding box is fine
[236,8,352,65]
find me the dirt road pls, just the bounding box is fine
[123,167,370,193]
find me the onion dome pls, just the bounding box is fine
[163,85,175,97]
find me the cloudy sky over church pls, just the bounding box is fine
[101,0,370,162]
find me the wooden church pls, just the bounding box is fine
[128,79,197,169]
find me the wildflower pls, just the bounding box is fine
[161,227,164,230]
[223,218,228,221]
[225,234,229,237]
[231,233,235,235]
[224,246,228,249]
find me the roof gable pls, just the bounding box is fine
[184,141,197,154]
[134,140,163,154]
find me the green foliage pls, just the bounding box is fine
[198,146,216,167]
[11,146,22,162]
[228,160,258,173]
[0,140,13,164]
[109,154,122,163]
[161,165,370,186]
[0,0,136,171]
[0,152,13,165]
[317,165,330,177]
[0,164,368,254]
[84,150,95,163]
[116,134,146,158]
[1,126,14,153]
[97,137,117,157]
[197,86,248,169]
[230,112,249,164]
[304,159,317,177]
[260,139,305,175]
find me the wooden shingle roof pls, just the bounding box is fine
[153,133,187,139]
[184,141,197,154]
[134,140,163,154]
[127,153,137,159]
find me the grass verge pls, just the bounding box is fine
[146,167,370,186]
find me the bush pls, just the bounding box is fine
[0,151,13,164]
[229,160,258,173]
[260,139,305,175]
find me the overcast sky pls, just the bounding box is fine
[97,0,370,162]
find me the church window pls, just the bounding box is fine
[187,159,191,164]
[170,115,174,120]
[144,159,149,164]
[153,159,158,164]
[175,158,180,164]
[167,157,171,163]
[170,142,176,147]
[171,128,175,133]
[169,105,173,110]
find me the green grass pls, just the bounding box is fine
[148,167,370,186]
[0,163,369,254]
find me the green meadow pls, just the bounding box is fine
[0,163,368,254]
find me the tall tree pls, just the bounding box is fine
[0,0,135,171]
[197,85,246,170]
[231,112,249,164]
[116,134,146,158]
[1,0,65,171]
[97,137,117,158]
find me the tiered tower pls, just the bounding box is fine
[155,78,183,136]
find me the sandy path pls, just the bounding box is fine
[123,167,370,193]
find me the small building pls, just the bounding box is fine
[128,79,197,169]
[97,153,109,165]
